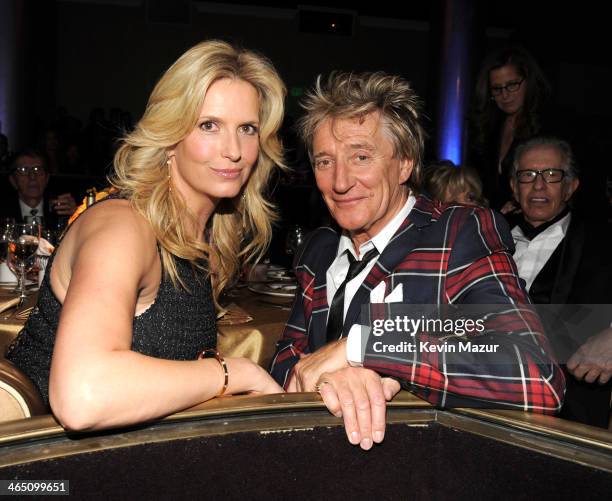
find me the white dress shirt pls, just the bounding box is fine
[325,195,416,366]
[326,195,416,321]
[511,212,571,291]
[18,199,44,221]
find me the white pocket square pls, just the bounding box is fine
[369,282,403,303]
[384,283,403,303]
[370,281,386,303]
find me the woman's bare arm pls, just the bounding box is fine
[49,202,281,431]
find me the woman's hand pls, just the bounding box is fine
[48,201,271,431]
[225,357,284,395]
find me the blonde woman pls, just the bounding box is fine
[423,162,488,206]
[7,40,285,430]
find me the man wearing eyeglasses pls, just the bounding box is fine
[1,148,76,228]
[510,136,612,428]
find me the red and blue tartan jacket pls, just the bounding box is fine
[270,195,565,414]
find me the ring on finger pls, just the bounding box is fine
[314,380,330,393]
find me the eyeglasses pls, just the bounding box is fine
[13,165,46,177]
[490,79,524,97]
[515,169,566,184]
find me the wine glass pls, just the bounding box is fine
[0,218,15,265]
[41,227,57,247]
[8,223,40,303]
[284,224,305,261]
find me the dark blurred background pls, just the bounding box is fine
[1,0,610,262]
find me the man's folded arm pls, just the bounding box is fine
[359,209,565,413]
[270,322,309,388]
[361,311,565,414]
[269,276,312,388]
[269,227,337,388]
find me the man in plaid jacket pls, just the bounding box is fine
[270,71,565,450]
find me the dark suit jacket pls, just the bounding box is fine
[271,195,565,414]
[527,213,612,428]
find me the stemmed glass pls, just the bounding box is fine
[0,218,15,266]
[8,223,40,303]
[284,224,305,256]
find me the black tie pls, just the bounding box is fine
[30,209,38,216]
[326,248,379,342]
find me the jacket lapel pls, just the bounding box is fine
[308,233,340,351]
[550,214,584,304]
[341,195,437,337]
[529,244,564,303]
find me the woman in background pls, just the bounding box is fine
[7,40,285,430]
[423,162,487,207]
[469,46,552,212]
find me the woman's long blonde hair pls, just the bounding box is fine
[109,40,286,305]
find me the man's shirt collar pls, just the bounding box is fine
[337,194,416,259]
[512,211,571,244]
[18,198,44,218]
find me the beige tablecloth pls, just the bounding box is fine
[217,286,291,368]
[0,286,37,355]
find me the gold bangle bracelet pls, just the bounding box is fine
[198,349,229,396]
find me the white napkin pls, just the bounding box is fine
[38,238,55,256]
[0,296,20,314]
[36,238,55,286]
[0,262,17,283]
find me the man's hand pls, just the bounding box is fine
[51,193,77,216]
[567,328,612,384]
[289,338,350,392]
[317,367,401,450]
[500,200,521,215]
